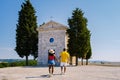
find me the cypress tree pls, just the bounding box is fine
[15,0,38,65]
[67,8,91,65]
[85,43,92,65]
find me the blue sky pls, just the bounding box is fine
[0,0,120,61]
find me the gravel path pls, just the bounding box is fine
[0,65,120,80]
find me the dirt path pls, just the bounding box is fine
[0,65,120,80]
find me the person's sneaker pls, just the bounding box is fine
[60,72,63,75]
[63,73,65,75]
[61,72,65,75]
[48,73,52,78]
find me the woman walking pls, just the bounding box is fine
[48,49,58,77]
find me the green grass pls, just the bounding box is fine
[0,60,37,68]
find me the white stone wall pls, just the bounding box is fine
[37,29,67,66]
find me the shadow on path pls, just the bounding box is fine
[26,73,62,79]
[26,75,48,79]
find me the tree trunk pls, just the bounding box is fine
[26,55,28,66]
[81,58,83,65]
[75,55,78,66]
[34,58,35,60]
[70,56,72,65]
[86,59,88,65]
[33,56,36,60]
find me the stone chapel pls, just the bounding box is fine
[37,20,68,66]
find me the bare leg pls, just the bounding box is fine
[61,66,63,73]
[49,65,51,73]
[51,65,54,74]
[64,66,66,73]
[48,65,52,77]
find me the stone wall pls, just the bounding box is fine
[37,26,68,66]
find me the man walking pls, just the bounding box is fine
[59,48,70,75]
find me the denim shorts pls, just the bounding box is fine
[48,60,55,65]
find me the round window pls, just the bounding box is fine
[49,38,54,43]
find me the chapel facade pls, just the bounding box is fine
[37,20,68,66]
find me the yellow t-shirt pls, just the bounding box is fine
[60,51,70,63]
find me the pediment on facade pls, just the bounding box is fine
[37,20,68,31]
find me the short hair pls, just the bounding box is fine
[63,48,66,51]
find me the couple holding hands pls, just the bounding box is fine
[48,48,70,76]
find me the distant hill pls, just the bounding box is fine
[88,60,120,66]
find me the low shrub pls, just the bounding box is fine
[0,60,37,68]
[0,62,9,68]
[28,60,37,66]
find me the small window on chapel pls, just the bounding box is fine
[49,38,54,43]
